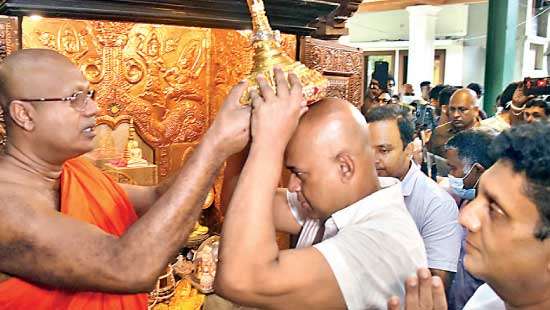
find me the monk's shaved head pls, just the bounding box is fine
[285,98,379,219]
[0,49,78,117]
[0,49,95,161]
[0,49,86,128]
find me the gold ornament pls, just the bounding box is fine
[241,0,328,105]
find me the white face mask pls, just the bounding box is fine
[448,166,477,200]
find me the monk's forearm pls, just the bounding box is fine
[219,143,284,281]
[117,132,226,285]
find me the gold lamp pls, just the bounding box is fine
[241,0,328,105]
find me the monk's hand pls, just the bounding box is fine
[249,67,307,148]
[208,80,252,157]
[387,268,447,310]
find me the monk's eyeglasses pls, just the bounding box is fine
[16,90,95,112]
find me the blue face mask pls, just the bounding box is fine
[448,167,476,200]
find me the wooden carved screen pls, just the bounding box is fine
[0,16,18,61]
[22,17,296,184]
[0,16,19,148]
[300,37,364,108]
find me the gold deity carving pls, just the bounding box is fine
[22,16,296,183]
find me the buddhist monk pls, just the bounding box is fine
[216,69,426,309]
[0,49,251,309]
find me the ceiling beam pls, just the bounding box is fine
[358,0,487,12]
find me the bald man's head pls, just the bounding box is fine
[0,49,81,125]
[0,49,97,162]
[285,98,379,219]
[448,88,480,131]
[293,97,369,155]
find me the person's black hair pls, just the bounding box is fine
[429,84,446,100]
[445,129,496,170]
[489,121,550,240]
[467,83,483,97]
[439,86,459,106]
[525,98,550,116]
[420,81,431,88]
[499,82,520,111]
[365,105,415,149]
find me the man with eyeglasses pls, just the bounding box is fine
[429,88,480,158]
[0,49,251,309]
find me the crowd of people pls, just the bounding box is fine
[0,48,549,310]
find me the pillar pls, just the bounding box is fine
[483,0,519,116]
[406,5,441,97]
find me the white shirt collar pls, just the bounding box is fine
[330,177,402,231]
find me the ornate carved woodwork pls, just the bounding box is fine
[310,0,362,39]
[22,17,296,185]
[0,15,18,150]
[300,37,364,108]
[1,0,338,36]
[0,15,18,62]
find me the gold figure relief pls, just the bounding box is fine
[22,17,296,180]
[0,16,19,61]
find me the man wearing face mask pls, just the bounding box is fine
[444,129,497,310]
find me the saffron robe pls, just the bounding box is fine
[0,157,148,309]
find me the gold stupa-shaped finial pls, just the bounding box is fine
[241,0,328,105]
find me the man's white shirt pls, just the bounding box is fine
[287,177,427,310]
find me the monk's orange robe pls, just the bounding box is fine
[0,157,148,309]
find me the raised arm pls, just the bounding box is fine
[221,147,302,235]
[0,82,251,293]
[216,69,345,308]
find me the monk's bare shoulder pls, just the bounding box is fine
[0,171,60,283]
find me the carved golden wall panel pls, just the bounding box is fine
[0,16,19,62]
[22,17,296,180]
[0,16,19,149]
[300,37,364,108]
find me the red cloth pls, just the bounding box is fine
[0,157,148,309]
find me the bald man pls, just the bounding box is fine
[216,69,427,309]
[429,88,480,157]
[0,49,251,308]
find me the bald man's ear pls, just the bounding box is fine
[336,152,355,183]
[9,100,36,131]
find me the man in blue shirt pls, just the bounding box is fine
[366,105,461,287]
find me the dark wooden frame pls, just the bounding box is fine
[0,0,339,35]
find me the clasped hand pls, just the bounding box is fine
[250,67,308,148]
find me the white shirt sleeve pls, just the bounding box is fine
[421,196,461,272]
[286,190,305,227]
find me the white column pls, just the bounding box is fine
[406,5,441,96]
